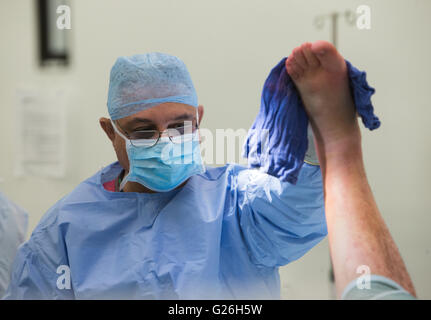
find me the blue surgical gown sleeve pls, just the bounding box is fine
[3,202,74,300]
[235,162,327,268]
[0,192,28,298]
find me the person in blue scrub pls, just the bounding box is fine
[4,52,327,300]
[0,191,28,298]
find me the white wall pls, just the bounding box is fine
[0,0,430,299]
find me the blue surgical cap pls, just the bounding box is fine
[107,53,198,120]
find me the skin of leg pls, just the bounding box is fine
[319,129,416,298]
[287,40,416,298]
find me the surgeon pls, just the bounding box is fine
[4,52,327,299]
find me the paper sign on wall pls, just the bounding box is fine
[15,89,67,178]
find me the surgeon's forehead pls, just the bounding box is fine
[120,103,196,125]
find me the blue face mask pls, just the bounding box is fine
[112,121,205,192]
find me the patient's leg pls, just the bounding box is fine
[286,40,416,298]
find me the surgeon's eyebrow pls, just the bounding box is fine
[122,113,195,128]
[171,113,194,121]
[122,117,154,127]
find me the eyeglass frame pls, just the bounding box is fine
[111,110,200,148]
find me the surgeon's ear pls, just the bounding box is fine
[99,117,116,142]
[197,105,204,125]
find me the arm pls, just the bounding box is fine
[3,204,73,300]
[0,193,28,297]
[3,242,54,299]
[236,163,327,268]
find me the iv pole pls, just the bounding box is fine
[313,10,356,49]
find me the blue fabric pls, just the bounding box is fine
[122,135,205,192]
[107,53,198,120]
[243,58,380,184]
[0,192,28,298]
[4,162,326,299]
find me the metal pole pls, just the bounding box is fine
[331,12,339,48]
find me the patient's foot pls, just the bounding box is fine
[285,41,360,152]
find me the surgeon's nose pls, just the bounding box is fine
[159,128,170,138]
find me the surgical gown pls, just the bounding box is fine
[4,162,326,299]
[0,192,28,298]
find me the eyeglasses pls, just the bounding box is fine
[113,119,199,148]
